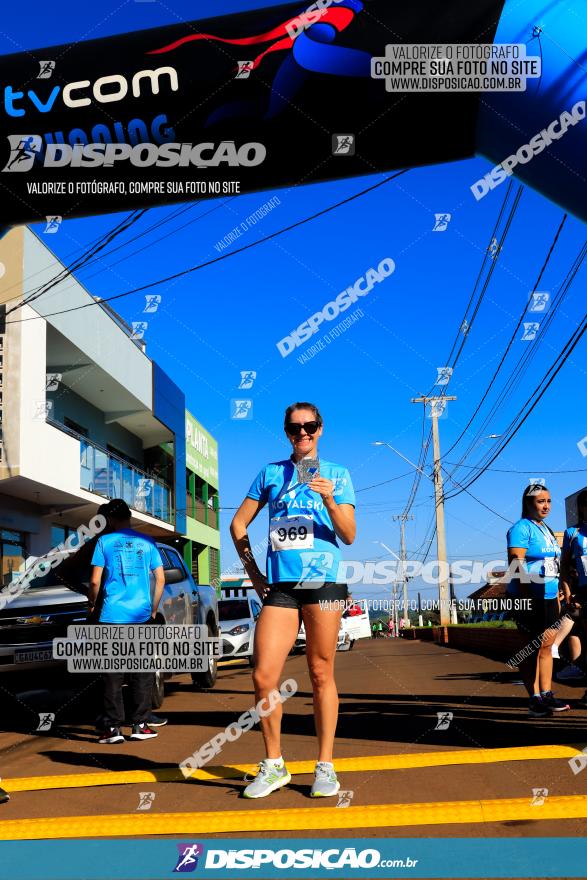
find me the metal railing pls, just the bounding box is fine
[185,493,218,528]
[80,439,172,523]
[48,419,173,524]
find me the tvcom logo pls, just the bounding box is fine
[2,67,178,117]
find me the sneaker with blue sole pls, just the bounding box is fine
[310,762,341,798]
[243,761,291,798]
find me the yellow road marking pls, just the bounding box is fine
[1,794,587,839]
[2,745,579,793]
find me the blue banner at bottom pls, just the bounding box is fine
[1,838,587,879]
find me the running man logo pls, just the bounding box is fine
[131,321,148,340]
[44,216,62,234]
[173,844,204,873]
[33,400,53,421]
[136,478,153,499]
[231,399,253,420]
[433,213,451,232]
[529,292,550,312]
[427,399,447,420]
[488,237,502,258]
[45,373,62,391]
[521,322,540,341]
[530,787,548,806]
[2,135,42,172]
[435,366,453,386]
[136,791,156,810]
[332,134,355,155]
[144,294,162,313]
[236,61,254,78]
[238,371,257,390]
[37,60,56,79]
[36,712,55,732]
[336,790,354,808]
[434,711,453,730]
[296,551,335,588]
[578,436,587,458]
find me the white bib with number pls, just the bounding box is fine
[581,555,587,578]
[543,558,559,578]
[270,515,314,551]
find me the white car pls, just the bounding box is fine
[218,586,262,666]
[294,599,371,653]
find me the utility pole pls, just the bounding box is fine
[392,513,414,627]
[411,395,456,627]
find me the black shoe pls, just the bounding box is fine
[130,723,158,740]
[98,726,125,744]
[146,714,168,727]
[528,696,552,717]
[541,690,570,712]
[0,787,9,804]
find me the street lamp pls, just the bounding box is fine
[373,540,400,636]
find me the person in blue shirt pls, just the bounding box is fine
[560,487,587,706]
[231,402,356,800]
[507,483,570,717]
[90,498,165,744]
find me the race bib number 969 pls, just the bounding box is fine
[270,516,314,551]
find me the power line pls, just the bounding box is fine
[5,169,409,324]
[446,238,586,480]
[444,315,587,500]
[5,209,149,317]
[443,213,568,460]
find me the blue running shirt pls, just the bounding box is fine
[247,458,355,585]
[91,528,164,623]
[507,518,561,599]
[563,524,587,590]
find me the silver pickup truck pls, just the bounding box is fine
[0,541,219,706]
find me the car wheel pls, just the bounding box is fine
[192,623,218,690]
[151,669,165,709]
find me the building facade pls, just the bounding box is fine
[0,227,218,586]
[184,411,220,591]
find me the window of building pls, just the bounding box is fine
[209,547,220,587]
[64,417,88,437]
[1,529,26,586]
[51,524,74,549]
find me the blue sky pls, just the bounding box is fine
[2,0,586,604]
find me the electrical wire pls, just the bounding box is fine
[5,169,410,324]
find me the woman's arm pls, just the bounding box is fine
[309,476,356,544]
[507,547,531,597]
[559,547,574,604]
[230,497,268,597]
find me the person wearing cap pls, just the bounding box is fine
[560,488,587,705]
[90,499,165,744]
[507,483,570,717]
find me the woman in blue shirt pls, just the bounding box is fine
[231,402,356,800]
[560,487,587,706]
[507,483,570,717]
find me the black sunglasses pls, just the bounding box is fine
[285,421,320,436]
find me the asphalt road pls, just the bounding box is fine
[1,636,587,843]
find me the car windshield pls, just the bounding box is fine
[219,599,250,621]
